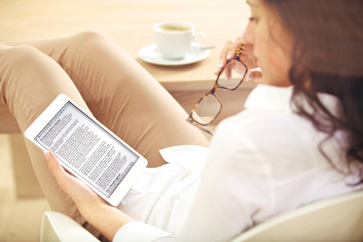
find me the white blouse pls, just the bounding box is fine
[114,84,362,242]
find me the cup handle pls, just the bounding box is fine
[192,32,207,46]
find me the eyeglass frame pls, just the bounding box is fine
[186,47,248,135]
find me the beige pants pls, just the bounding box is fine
[0,30,208,234]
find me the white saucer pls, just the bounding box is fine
[138,43,210,66]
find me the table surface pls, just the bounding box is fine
[0,0,250,84]
[0,0,254,134]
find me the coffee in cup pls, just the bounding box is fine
[156,24,192,33]
[153,21,206,59]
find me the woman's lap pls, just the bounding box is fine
[0,30,208,231]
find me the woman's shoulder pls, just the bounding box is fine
[211,107,338,174]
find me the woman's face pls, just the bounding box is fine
[243,0,292,87]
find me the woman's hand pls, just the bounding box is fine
[44,151,105,214]
[215,37,263,83]
[44,150,135,241]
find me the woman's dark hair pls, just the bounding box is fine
[263,0,363,184]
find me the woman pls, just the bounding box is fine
[2,0,363,241]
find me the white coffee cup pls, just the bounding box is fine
[153,21,206,59]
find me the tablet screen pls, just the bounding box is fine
[34,101,139,198]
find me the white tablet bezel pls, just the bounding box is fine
[24,94,148,206]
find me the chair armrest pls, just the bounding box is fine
[41,211,100,242]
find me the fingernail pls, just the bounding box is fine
[43,150,51,160]
[226,51,233,59]
[218,59,224,68]
[246,72,253,81]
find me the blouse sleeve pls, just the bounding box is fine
[113,221,175,242]
[114,120,275,242]
[176,127,275,241]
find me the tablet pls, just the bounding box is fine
[24,94,148,206]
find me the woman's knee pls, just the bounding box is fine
[72,30,110,41]
[0,45,47,67]
[0,45,55,94]
[67,30,116,51]
[0,44,73,105]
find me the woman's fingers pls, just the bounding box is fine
[44,150,71,188]
[215,37,255,76]
[215,40,233,75]
[246,68,263,83]
[215,38,245,74]
[223,37,245,59]
[224,63,233,81]
[43,150,103,209]
[225,38,246,60]
[239,53,257,70]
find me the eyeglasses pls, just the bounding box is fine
[186,45,248,135]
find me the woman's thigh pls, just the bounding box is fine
[0,43,94,230]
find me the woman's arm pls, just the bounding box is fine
[44,121,273,242]
[44,151,135,241]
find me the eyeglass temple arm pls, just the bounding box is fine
[234,43,246,59]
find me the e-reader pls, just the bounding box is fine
[24,94,148,206]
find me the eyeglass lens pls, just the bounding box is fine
[192,94,221,125]
[191,59,247,125]
[217,59,247,89]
